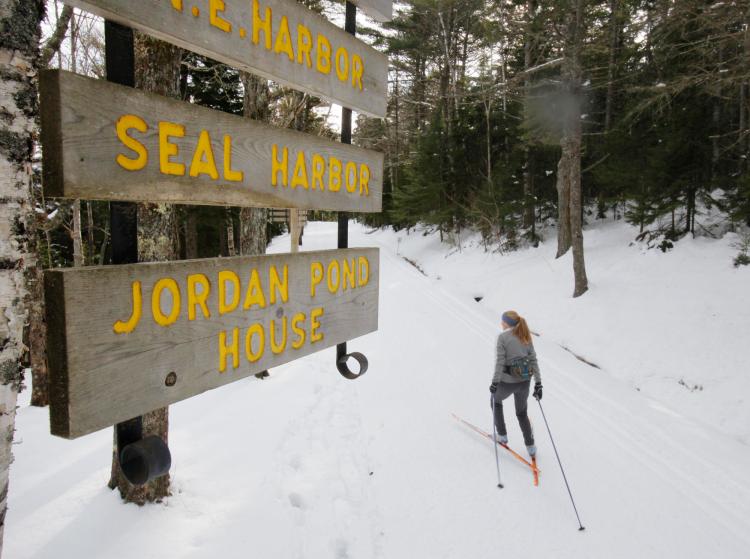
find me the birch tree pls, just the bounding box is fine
[0,0,45,553]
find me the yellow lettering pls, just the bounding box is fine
[190,130,219,180]
[291,312,306,349]
[219,328,240,372]
[327,260,340,293]
[159,121,185,176]
[297,24,312,67]
[351,54,364,90]
[311,154,326,190]
[171,0,183,11]
[329,157,342,192]
[113,280,142,334]
[335,47,349,82]
[209,0,232,33]
[291,151,309,189]
[116,115,148,171]
[270,317,287,354]
[310,261,324,297]
[252,0,272,50]
[342,258,356,290]
[152,278,181,327]
[270,265,289,304]
[358,256,370,287]
[187,273,211,321]
[223,135,244,182]
[359,164,371,196]
[311,307,324,343]
[272,144,288,187]
[274,16,294,60]
[316,34,331,74]
[218,270,241,315]
[243,269,267,310]
[345,161,358,193]
[245,323,265,362]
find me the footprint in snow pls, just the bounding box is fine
[288,492,305,510]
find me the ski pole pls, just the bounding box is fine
[490,394,504,489]
[536,397,585,531]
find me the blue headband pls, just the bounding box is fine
[502,313,519,327]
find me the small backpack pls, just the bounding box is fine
[506,356,532,381]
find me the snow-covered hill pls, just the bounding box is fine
[6,220,750,559]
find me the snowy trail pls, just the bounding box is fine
[6,222,750,559]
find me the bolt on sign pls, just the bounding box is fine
[60,0,387,117]
[40,70,383,212]
[45,249,379,439]
[347,0,392,22]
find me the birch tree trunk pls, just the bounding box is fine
[108,33,181,505]
[0,0,45,552]
[71,199,84,266]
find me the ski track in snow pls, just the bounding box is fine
[5,222,750,559]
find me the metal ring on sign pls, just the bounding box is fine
[337,352,368,380]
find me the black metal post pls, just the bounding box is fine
[336,2,368,380]
[105,22,171,485]
[105,21,144,457]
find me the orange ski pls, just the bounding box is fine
[451,413,541,482]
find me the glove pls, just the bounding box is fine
[489,383,497,394]
[533,382,543,401]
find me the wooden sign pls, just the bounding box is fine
[45,248,379,439]
[40,70,383,212]
[61,0,387,117]
[349,0,392,22]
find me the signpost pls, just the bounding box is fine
[40,70,383,212]
[45,248,379,439]
[41,0,386,487]
[59,0,388,117]
[348,0,392,22]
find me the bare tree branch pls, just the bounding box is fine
[40,5,74,68]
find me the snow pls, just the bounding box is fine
[6,220,750,559]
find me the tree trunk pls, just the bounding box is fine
[559,0,589,297]
[225,208,236,256]
[604,0,619,133]
[108,33,181,504]
[0,1,45,552]
[184,209,198,259]
[71,199,84,266]
[28,262,48,407]
[556,153,572,257]
[86,200,95,263]
[239,72,269,256]
[523,0,537,230]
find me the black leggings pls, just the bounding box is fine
[493,381,534,446]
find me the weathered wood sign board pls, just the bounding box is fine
[349,0,392,22]
[40,70,383,212]
[45,248,379,439]
[61,0,387,117]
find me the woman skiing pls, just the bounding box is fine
[490,311,542,457]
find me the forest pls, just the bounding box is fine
[33,0,750,299]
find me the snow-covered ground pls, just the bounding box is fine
[6,220,750,558]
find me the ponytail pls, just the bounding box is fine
[502,310,532,345]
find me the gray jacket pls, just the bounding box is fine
[492,329,541,385]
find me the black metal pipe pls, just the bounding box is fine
[336,2,367,380]
[105,21,155,481]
